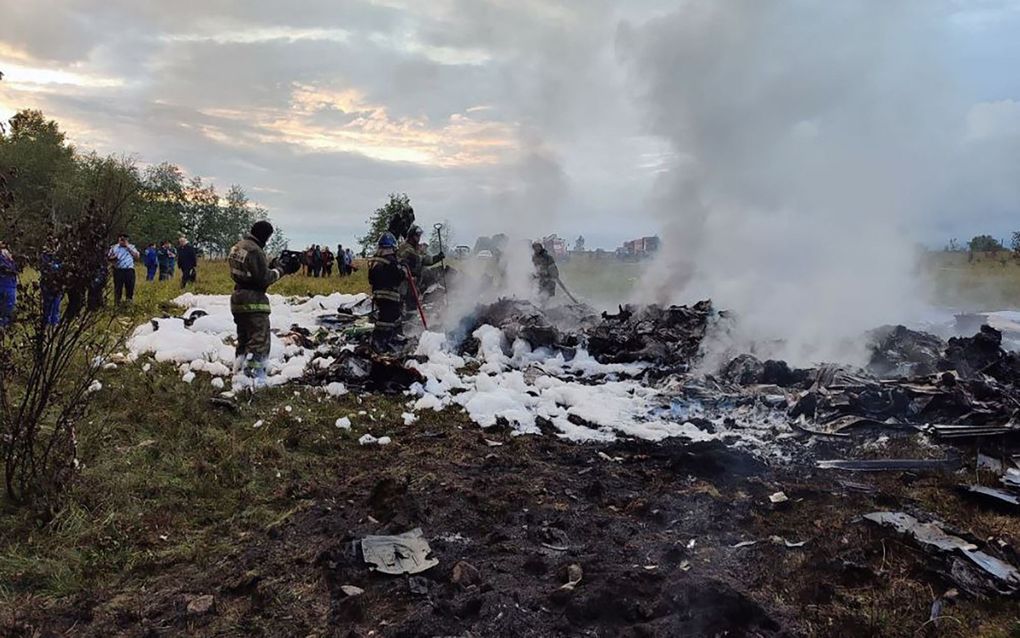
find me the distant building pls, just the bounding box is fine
[619,235,660,259]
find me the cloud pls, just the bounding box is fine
[1,0,1019,257]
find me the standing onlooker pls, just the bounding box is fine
[40,239,62,326]
[177,237,198,289]
[167,242,177,279]
[337,244,346,276]
[0,240,18,327]
[108,233,140,305]
[304,246,314,276]
[157,241,172,280]
[144,243,158,281]
[323,246,334,276]
[345,247,355,274]
[311,245,323,277]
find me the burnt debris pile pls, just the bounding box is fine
[453,297,719,370]
[585,300,716,366]
[303,346,425,394]
[866,324,944,378]
[710,323,1020,435]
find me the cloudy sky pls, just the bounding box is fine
[1,0,1019,251]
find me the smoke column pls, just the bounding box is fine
[618,1,963,365]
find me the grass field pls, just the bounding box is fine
[0,260,378,604]
[3,254,1020,635]
[924,250,1020,309]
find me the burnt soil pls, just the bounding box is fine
[5,416,1020,637]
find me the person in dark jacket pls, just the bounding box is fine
[369,232,404,353]
[144,243,158,281]
[311,245,323,277]
[0,240,18,327]
[228,221,296,386]
[40,239,62,326]
[177,237,198,289]
[322,247,334,277]
[157,241,172,280]
[337,244,347,276]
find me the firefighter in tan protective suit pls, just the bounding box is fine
[396,225,444,313]
[228,221,295,386]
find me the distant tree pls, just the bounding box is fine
[134,162,186,245]
[266,226,289,256]
[968,234,1003,253]
[0,108,283,257]
[945,238,959,252]
[358,193,412,255]
[0,109,76,247]
[574,235,586,252]
[61,152,141,238]
[1011,232,1020,257]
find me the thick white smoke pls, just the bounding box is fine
[618,1,964,365]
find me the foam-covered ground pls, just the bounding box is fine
[125,294,772,444]
[127,293,369,389]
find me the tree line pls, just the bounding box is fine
[0,109,286,258]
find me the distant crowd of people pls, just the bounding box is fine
[300,244,356,277]
[0,234,200,327]
[141,238,197,286]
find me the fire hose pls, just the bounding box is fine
[404,265,428,330]
[557,278,579,304]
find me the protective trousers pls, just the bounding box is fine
[0,283,16,327]
[233,311,271,381]
[372,298,402,351]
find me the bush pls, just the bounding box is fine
[0,178,123,516]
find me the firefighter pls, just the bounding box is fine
[532,242,558,301]
[397,225,443,312]
[369,232,404,353]
[228,221,295,386]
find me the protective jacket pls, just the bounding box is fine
[532,249,559,297]
[369,252,403,305]
[178,244,198,272]
[532,250,558,279]
[397,242,440,282]
[228,233,282,314]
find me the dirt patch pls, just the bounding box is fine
[4,412,1019,637]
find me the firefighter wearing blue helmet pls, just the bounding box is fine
[369,232,404,352]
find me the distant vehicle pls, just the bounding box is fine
[476,250,494,259]
[454,245,471,259]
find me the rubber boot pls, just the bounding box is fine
[244,355,268,389]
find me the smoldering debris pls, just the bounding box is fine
[452,298,717,369]
[585,300,717,366]
[866,325,944,379]
[863,511,1020,597]
[303,346,425,394]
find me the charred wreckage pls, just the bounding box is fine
[290,293,1020,599]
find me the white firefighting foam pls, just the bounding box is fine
[124,294,793,446]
